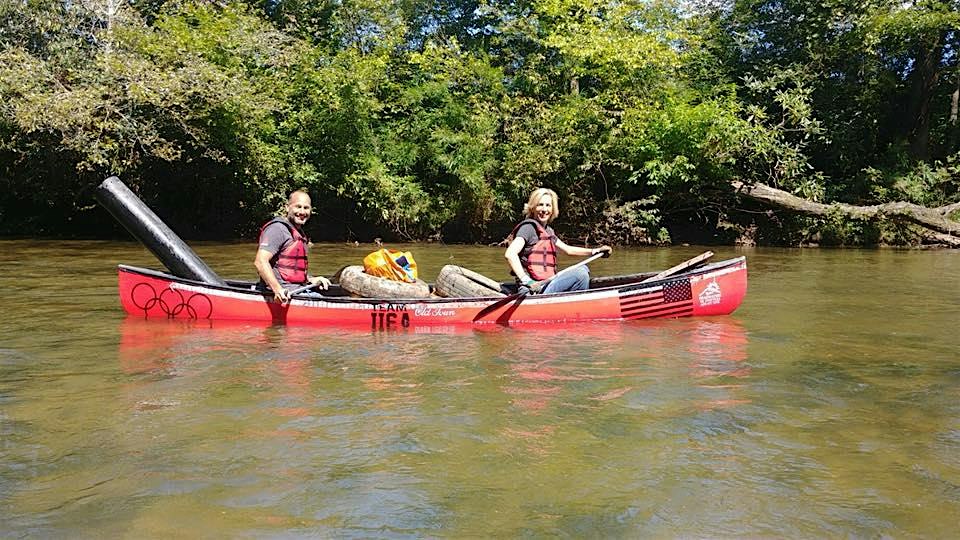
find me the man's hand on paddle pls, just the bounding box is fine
[309,275,331,290]
[270,276,331,303]
[273,287,291,303]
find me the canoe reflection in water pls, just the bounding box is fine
[684,318,751,410]
[446,318,751,454]
[117,317,750,450]
[117,319,502,423]
[118,319,325,428]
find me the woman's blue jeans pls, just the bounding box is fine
[541,266,590,294]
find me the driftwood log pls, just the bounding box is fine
[733,181,960,247]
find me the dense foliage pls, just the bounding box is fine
[1,0,957,245]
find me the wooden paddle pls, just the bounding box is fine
[638,251,713,283]
[472,251,607,322]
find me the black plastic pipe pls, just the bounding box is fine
[95,176,226,285]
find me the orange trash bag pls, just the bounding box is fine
[363,248,419,283]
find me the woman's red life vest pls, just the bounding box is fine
[259,217,309,284]
[512,219,557,280]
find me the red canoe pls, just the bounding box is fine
[116,256,747,328]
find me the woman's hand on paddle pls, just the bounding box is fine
[309,275,331,290]
[592,246,612,258]
[527,280,546,294]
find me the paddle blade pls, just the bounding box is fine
[472,291,528,321]
[639,251,713,283]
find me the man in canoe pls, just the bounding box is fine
[254,190,331,302]
[504,187,612,294]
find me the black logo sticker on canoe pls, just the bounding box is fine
[131,283,213,319]
[369,303,411,329]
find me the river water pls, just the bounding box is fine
[1,240,958,537]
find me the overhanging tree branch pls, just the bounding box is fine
[732,180,960,238]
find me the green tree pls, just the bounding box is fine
[0,1,302,234]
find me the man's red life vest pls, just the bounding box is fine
[259,217,309,284]
[511,219,557,280]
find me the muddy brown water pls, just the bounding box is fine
[1,241,958,537]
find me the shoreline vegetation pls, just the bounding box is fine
[1,1,958,247]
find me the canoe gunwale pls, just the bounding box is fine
[118,256,745,305]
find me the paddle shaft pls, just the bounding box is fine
[536,250,607,287]
[262,282,316,305]
[472,250,607,321]
[286,280,331,298]
[289,282,318,295]
[639,251,713,283]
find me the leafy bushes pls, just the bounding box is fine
[0,0,956,244]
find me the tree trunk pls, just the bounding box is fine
[950,72,959,150]
[732,181,960,246]
[907,37,944,160]
[952,79,959,126]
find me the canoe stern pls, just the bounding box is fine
[689,257,747,317]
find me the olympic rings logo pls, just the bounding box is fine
[130,283,214,319]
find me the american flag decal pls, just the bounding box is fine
[619,279,694,320]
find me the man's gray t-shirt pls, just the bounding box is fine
[259,222,304,288]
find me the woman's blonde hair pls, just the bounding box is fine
[523,187,559,223]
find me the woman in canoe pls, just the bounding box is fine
[504,187,612,294]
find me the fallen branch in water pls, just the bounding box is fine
[732,180,960,246]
